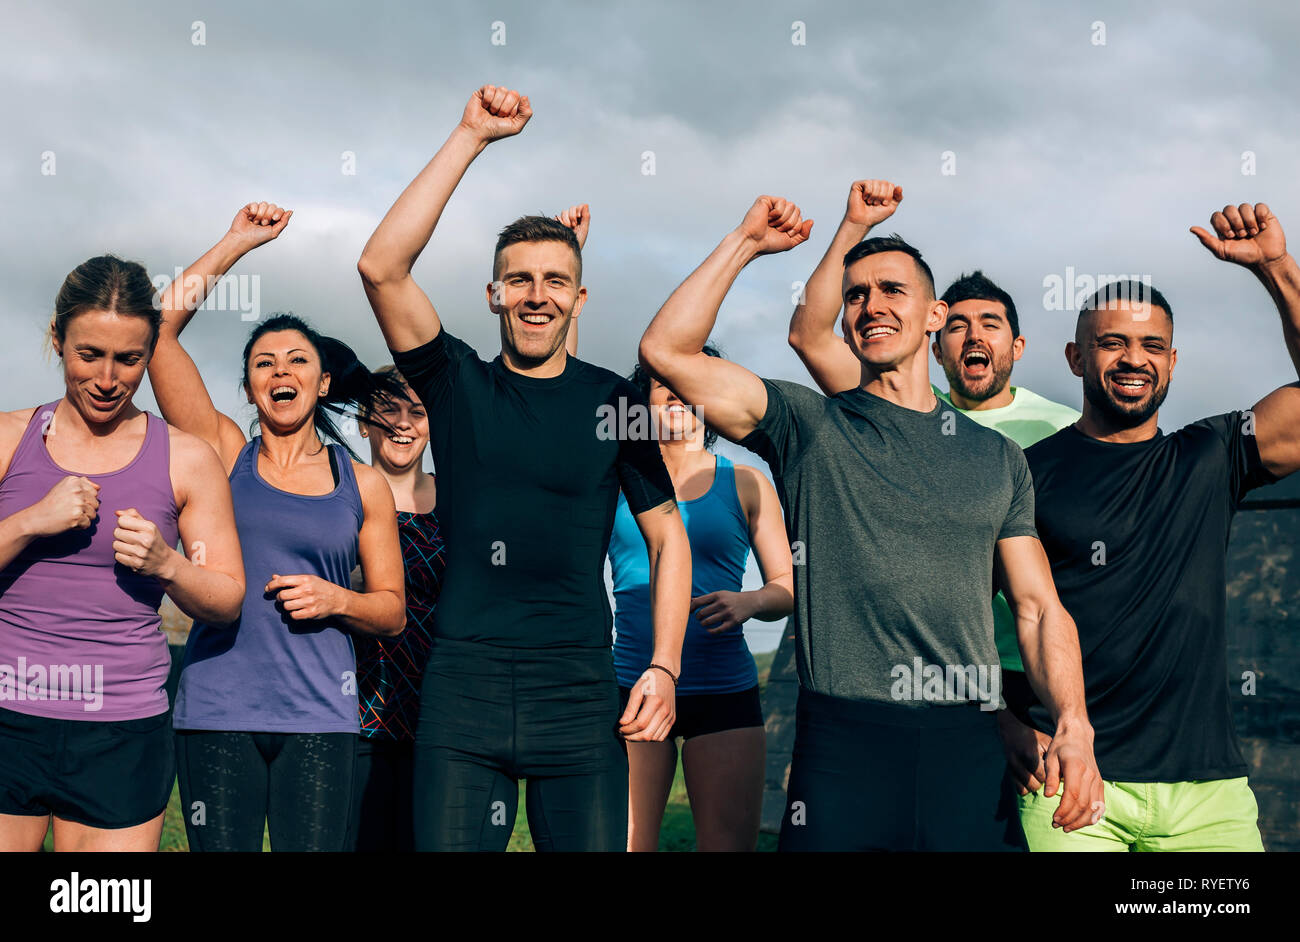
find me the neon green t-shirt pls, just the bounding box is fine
[933,384,1080,673]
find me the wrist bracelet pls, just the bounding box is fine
[648,663,679,687]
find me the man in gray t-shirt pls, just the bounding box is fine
[639,191,1103,851]
[741,378,1036,704]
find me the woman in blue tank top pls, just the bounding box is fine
[148,203,408,851]
[608,346,794,851]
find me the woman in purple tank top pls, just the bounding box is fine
[0,256,245,852]
[149,203,408,852]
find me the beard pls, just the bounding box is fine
[943,346,1015,403]
[1082,367,1170,427]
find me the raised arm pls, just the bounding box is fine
[1192,202,1300,479]
[150,202,291,470]
[994,535,1103,833]
[556,203,590,356]
[639,196,813,443]
[358,85,532,353]
[788,180,902,395]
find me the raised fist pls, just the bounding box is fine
[459,85,532,143]
[1191,202,1287,268]
[230,202,292,249]
[28,475,99,536]
[738,196,813,256]
[847,179,902,228]
[555,203,590,249]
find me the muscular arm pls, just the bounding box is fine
[788,180,902,395]
[358,85,532,353]
[159,431,246,624]
[639,197,813,444]
[995,535,1103,832]
[1193,202,1300,478]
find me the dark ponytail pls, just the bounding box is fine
[240,313,408,460]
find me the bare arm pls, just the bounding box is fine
[358,85,532,353]
[617,500,691,742]
[788,180,902,395]
[556,203,590,357]
[691,464,793,633]
[639,196,814,443]
[1192,202,1300,478]
[122,430,245,625]
[150,202,290,469]
[995,535,1103,833]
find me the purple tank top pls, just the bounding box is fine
[0,402,177,720]
[173,437,363,734]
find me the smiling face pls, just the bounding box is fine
[934,298,1024,403]
[1069,300,1176,427]
[647,376,703,445]
[488,240,586,368]
[841,251,945,372]
[362,381,429,473]
[53,309,153,425]
[244,329,328,433]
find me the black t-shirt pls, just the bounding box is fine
[391,329,675,649]
[1024,412,1275,782]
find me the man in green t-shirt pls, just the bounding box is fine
[787,181,1079,797]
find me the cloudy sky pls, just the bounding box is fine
[4,0,1297,647]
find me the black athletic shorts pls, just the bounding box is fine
[618,684,763,740]
[778,688,1026,852]
[0,706,175,829]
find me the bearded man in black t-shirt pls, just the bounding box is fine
[1007,202,1300,851]
[357,85,691,852]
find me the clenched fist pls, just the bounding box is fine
[265,573,345,621]
[459,85,532,144]
[846,179,902,228]
[112,508,177,578]
[1191,202,1287,269]
[738,196,814,256]
[229,202,292,250]
[28,475,99,536]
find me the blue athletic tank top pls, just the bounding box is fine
[173,438,364,733]
[608,454,757,694]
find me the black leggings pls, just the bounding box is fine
[350,737,415,852]
[175,730,356,852]
[413,639,628,852]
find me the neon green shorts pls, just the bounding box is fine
[1018,776,1264,852]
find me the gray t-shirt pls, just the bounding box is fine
[740,379,1037,705]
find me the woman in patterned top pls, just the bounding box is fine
[350,367,444,851]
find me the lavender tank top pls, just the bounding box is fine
[0,402,178,720]
[173,437,364,733]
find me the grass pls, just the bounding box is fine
[43,650,779,852]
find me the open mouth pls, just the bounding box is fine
[518,312,555,328]
[860,323,899,343]
[270,385,298,403]
[962,348,991,376]
[88,391,120,409]
[387,434,416,446]
[1109,373,1152,398]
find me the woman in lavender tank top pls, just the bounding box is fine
[0,256,245,852]
[149,203,408,852]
